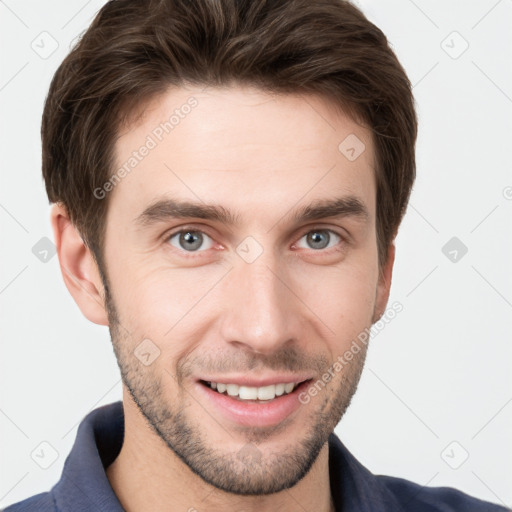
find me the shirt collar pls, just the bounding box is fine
[51,401,125,511]
[328,431,406,511]
[51,401,403,511]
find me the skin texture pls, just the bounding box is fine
[51,84,395,512]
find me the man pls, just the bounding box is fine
[3,0,508,511]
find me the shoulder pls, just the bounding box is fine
[378,474,510,511]
[2,492,56,512]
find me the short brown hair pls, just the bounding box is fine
[42,0,417,276]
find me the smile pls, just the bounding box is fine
[203,381,302,401]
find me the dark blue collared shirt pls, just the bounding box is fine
[3,401,509,511]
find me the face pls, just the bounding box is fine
[100,85,390,495]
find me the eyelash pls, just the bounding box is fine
[163,225,348,258]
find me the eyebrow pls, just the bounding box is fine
[291,196,369,224]
[134,195,370,228]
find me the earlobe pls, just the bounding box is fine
[50,203,109,326]
[372,242,395,324]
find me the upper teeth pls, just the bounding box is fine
[209,382,298,400]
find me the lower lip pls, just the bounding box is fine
[195,380,312,427]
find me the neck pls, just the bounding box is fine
[106,397,335,512]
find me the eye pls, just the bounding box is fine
[167,229,214,252]
[295,229,343,251]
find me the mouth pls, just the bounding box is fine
[195,378,314,427]
[199,379,308,402]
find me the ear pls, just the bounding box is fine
[372,242,395,324]
[50,203,109,326]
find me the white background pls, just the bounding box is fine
[1,0,511,509]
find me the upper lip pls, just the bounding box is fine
[197,375,313,387]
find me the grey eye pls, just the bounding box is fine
[168,230,214,252]
[297,230,341,250]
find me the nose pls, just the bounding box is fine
[220,250,301,355]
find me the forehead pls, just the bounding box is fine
[109,84,376,227]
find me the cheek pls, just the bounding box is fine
[294,259,378,341]
[112,261,227,336]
